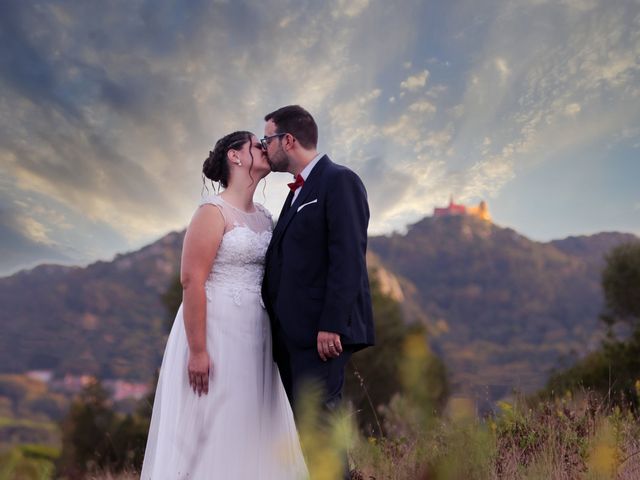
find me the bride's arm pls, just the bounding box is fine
[180,204,225,396]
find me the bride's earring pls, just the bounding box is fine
[234,156,242,167]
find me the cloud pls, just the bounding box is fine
[0,0,429,272]
[1,0,638,271]
[0,206,72,275]
[613,126,640,149]
[329,88,382,157]
[14,216,52,245]
[400,70,430,91]
[564,102,581,117]
[463,155,515,200]
[332,0,371,18]
[408,99,437,113]
[1,5,360,207]
[426,84,448,98]
[329,88,381,161]
[414,127,453,155]
[561,0,599,12]
[359,156,413,218]
[494,57,510,84]
[382,115,423,146]
[447,0,639,197]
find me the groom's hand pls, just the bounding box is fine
[317,331,343,361]
[188,351,211,396]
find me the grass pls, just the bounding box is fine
[5,338,640,479]
[64,392,640,480]
[0,444,59,480]
[86,331,640,480]
[84,470,139,480]
[348,392,640,479]
[0,417,58,432]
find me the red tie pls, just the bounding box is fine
[287,174,304,192]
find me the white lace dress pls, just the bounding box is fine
[141,195,308,479]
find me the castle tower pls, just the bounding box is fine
[434,196,466,217]
[466,200,492,221]
[433,197,491,222]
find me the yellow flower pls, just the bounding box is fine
[403,333,428,360]
[588,421,619,476]
[497,401,512,413]
[588,444,617,476]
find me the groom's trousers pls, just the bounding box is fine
[273,325,353,415]
[273,327,353,480]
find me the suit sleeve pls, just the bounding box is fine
[318,169,370,335]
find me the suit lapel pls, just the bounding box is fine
[269,190,293,251]
[270,155,329,248]
[274,190,294,230]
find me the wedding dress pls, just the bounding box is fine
[141,195,308,479]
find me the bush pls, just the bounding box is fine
[55,380,150,479]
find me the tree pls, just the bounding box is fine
[56,380,151,479]
[345,274,448,434]
[26,393,68,420]
[0,376,29,410]
[56,380,117,479]
[601,241,640,327]
[544,329,640,409]
[544,241,640,408]
[161,274,182,333]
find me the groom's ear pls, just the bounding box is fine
[282,133,295,151]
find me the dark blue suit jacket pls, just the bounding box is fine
[262,155,375,351]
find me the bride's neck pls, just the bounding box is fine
[221,180,258,211]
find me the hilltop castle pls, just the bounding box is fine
[433,196,491,222]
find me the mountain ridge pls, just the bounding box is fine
[4,226,636,281]
[1,216,637,400]
[369,215,637,398]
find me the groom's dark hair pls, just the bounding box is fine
[265,105,318,150]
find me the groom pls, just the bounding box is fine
[261,105,375,418]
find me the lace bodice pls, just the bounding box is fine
[199,195,273,303]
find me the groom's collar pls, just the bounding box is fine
[296,153,324,181]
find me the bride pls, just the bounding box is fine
[141,131,308,479]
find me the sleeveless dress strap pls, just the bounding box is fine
[199,194,224,207]
[199,194,227,224]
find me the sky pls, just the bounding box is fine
[1,0,639,276]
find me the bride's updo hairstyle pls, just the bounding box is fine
[203,131,252,189]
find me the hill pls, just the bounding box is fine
[369,216,637,399]
[0,232,183,380]
[0,216,636,400]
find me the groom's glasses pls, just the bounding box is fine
[260,133,287,150]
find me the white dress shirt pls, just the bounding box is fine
[291,153,323,204]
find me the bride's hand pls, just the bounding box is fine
[188,351,211,396]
